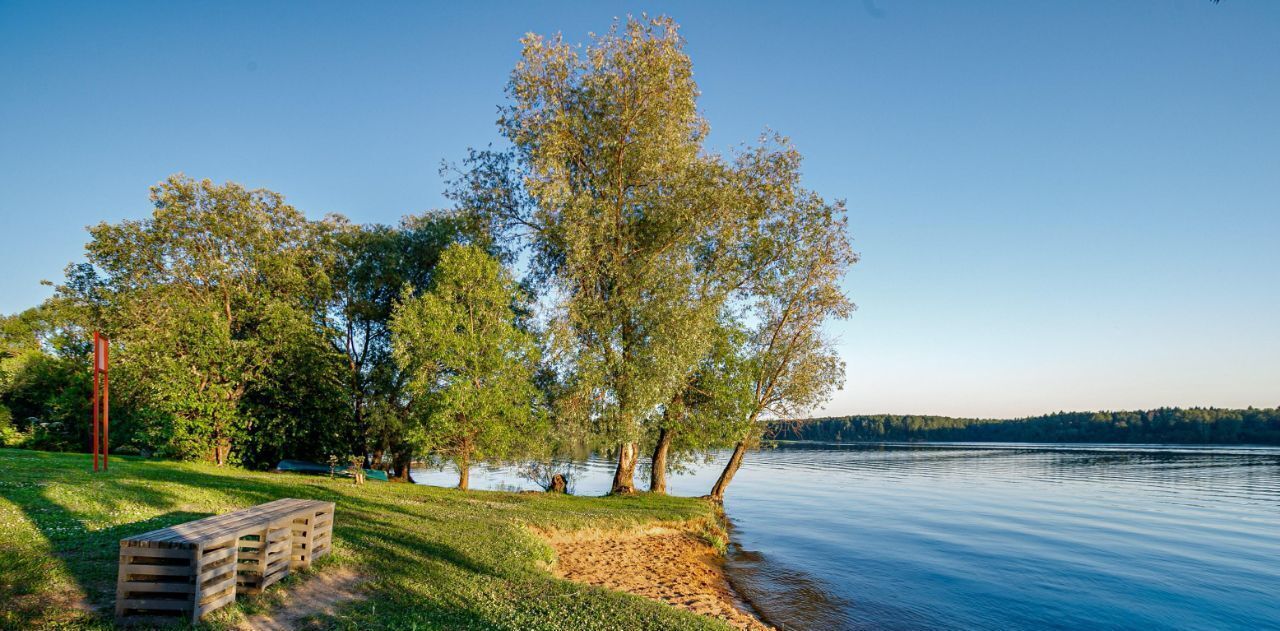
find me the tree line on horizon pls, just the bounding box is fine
[771,408,1280,445]
[0,16,855,501]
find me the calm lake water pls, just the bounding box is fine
[414,442,1280,630]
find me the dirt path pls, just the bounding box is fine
[236,568,365,631]
[541,526,772,631]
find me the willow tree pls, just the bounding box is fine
[61,175,331,465]
[451,16,740,493]
[706,152,857,502]
[391,243,543,490]
[643,137,839,493]
[647,319,754,494]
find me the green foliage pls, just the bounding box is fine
[61,175,332,464]
[737,147,856,432]
[775,408,1280,445]
[0,405,21,446]
[0,448,725,630]
[498,16,727,447]
[449,16,852,493]
[392,244,545,487]
[7,15,856,500]
[15,180,471,470]
[239,304,351,468]
[321,213,464,476]
[0,306,92,451]
[648,320,756,472]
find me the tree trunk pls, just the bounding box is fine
[212,437,231,466]
[391,450,415,483]
[549,474,568,493]
[457,453,470,491]
[708,441,747,502]
[649,428,673,494]
[611,442,639,494]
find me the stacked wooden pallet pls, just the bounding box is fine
[115,498,335,623]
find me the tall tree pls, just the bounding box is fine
[452,16,750,493]
[391,243,544,490]
[647,319,755,493]
[707,169,857,502]
[643,137,840,493]
[321,213,462,478]
[60,175,330,464]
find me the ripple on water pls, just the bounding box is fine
[416,443,1280,630]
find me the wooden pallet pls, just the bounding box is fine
[116,498,336,623]
[291,502,334,570]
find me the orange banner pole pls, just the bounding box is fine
[92,331,100,472]
[102,336,109,470]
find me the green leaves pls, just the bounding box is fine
[451,16,857,492]
[392,244,545,479]
[485,16,732,449]
[11,15,857,487]
[64,175,335,464]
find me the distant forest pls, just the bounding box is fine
[771,408,1280,445]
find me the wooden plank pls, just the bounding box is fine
[198,546,237,565]
[188,542,204,624]
[118,543,194,558]
[199,576,236,600]
[120,598,191,611]
[236,516,292,593]
[196,591,237,616]
[133,499,306,543]
[155,504,303,543]
[200,534,239,552]
[262,567,288,588]
[119,581,192,595]
[120,564,193,576]
[184,504,312,543]
[199,560,236,583]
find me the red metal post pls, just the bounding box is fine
[92,331,100,472]
[102,336,109,470]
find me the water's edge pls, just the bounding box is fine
[415,442,1280,630]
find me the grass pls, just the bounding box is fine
[0,448,730,630]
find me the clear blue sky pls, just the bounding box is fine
[2,1,1277,418]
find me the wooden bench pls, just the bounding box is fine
[115,498,335,623]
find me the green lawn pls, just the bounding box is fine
[0,448,729,630]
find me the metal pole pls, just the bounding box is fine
[92,331,100,472]
[103,336,109,471]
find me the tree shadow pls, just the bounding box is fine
[2,450,710,630]
[2,493,211,626]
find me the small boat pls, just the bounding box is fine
[275,459,390,482]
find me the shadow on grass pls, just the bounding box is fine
[2,498,212,626]
[1,449,722,631]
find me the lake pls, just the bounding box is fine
[414,442,1280,630]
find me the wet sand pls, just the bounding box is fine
[540,524,773,630]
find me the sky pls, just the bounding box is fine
[2,1,1277,418]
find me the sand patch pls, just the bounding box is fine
[540,525,772,630]
[237,568,365,631]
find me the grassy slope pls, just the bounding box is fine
[0,448,729,630]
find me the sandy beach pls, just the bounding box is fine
[540,523,773,631]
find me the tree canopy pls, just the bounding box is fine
[392,243,544,489]
[4,15,857,504]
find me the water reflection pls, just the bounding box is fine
[415,443,1280,630]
